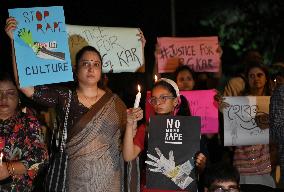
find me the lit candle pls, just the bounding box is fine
[154,75,158,82]
[274,79,277,83]
[0,152,3,166]
[134,85,141,108]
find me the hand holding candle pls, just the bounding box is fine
[134,85,141,108]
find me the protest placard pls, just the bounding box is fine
[181,90,219,133]
[146,115,200,191]
[66,24,144,73]
[9,6,73,87]
[223,96,270,146]
[157,36,220,73]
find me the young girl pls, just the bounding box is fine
[123,78,206,192]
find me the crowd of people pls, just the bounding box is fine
[1,15,284,192]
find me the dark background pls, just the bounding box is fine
[1,0,284,107]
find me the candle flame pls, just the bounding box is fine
[274,79,277,83]
[154,75,158,82]
[138,85,141,92]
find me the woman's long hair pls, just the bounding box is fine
[243,63,272,96]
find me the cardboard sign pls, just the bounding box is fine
[181,90,219,133]
[146,115,200,191]
[9,6,73,87]
[223,96,270,146]
[66,24,144,73]
[145,90,219,133]
[157,36,220,73]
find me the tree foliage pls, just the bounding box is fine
[200,0,283,65]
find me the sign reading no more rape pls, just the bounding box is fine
[9,6,73,87]
[66,25,144,73]
[157,36,220,73]
[146,115,200,191]
[223,96,270,146]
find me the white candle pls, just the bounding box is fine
[154,75,158,82]
[134,85,141,108]
[0,152,3,166]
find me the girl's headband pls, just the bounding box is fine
[158,78,180,97]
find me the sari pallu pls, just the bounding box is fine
[66,92,126,192]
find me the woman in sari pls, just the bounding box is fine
[5,17,145,191]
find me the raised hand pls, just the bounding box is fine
[137,28,146,49]
[126,107,143,137]
[214,90,230,111]
[5,17,17,40]
[126,107,143,125]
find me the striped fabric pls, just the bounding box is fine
[233,144,271,175]
[66,94,126,192]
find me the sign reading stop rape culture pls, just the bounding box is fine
[157,36,220,73]
[9,6,73,87]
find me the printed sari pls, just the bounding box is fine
[33,86,126,192]
[66,91,126,192]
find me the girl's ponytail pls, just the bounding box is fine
[175,95,191,116]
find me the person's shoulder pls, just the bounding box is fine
[18,112,41,130]
[34,84,71,93]
[108,90,127,108]
[113,94,126,107]
[278,84,284,92]
[21,111,39,121]
[274,85,284,93]
[272,85,284,98]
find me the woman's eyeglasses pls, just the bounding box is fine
[148,95,175,106]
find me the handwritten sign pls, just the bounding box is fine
[9,6,73,87]
[66,24,144,73]
[181,90,219,133]
[145,90,219,133]
[157,36,220,73]
[223,96,270,146]
[146,115,200,191]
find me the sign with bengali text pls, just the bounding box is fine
[223,96,270,146]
